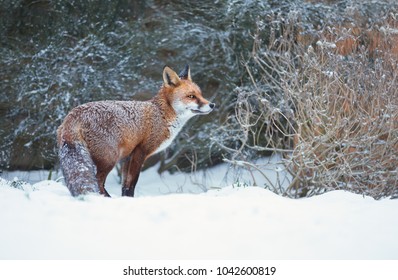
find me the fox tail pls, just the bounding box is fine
[58,141,100,196]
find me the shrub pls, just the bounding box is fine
[217,9,398,199]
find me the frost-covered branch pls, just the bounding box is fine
[215,9,398,199]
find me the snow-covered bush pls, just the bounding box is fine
[217,7,398,199]
[0,0,239,170]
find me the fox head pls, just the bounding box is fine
[162,65,215,117]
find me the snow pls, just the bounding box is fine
[316,40,337,49]
[0,163,397,260]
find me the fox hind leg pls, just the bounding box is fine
[93,154,118,198]
[96,170,112,197]
[121,146,146,197]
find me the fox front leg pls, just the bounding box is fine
[121,146,146,197]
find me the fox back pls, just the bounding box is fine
[57,65,215,197]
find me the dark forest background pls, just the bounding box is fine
[1,0,397,176]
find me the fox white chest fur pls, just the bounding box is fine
[154,113,191,154]
[57,65,214,197]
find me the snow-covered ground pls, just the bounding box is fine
[0,161,397,260]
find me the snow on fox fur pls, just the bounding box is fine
[57,65,215,197]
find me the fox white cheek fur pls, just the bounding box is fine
[198,103,215,114]
[176,100,215,115]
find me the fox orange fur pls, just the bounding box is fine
[57,65,214,197]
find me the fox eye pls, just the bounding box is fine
[187,95,196,99]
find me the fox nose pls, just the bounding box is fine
[209,103,215,109]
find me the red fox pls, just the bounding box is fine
[57,65,214,197]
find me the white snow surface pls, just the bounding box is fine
[0,163,397,260]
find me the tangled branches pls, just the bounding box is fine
[216,11,398,199]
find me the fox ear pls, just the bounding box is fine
[163,66,181,87]
[179,64,192,81]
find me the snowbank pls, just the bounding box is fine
[1,175,397,259]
